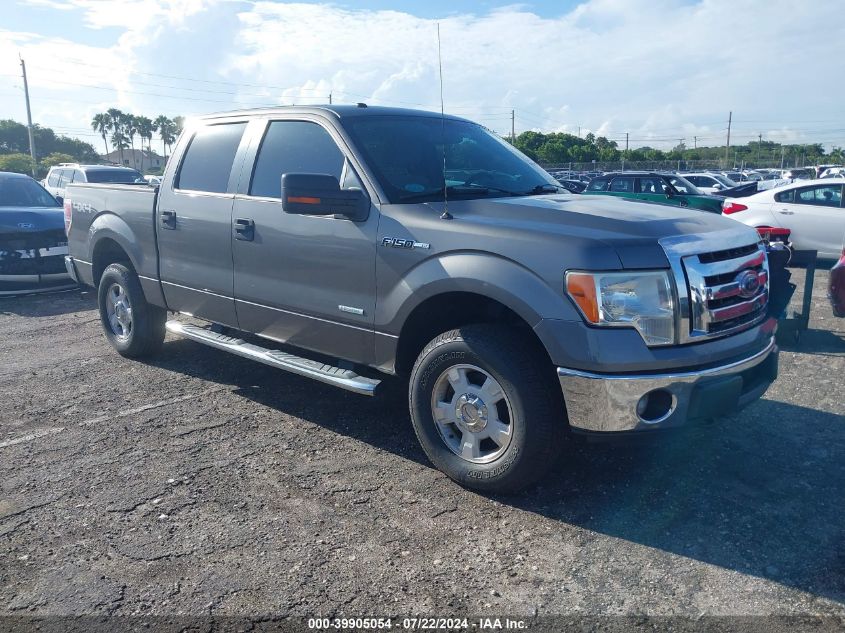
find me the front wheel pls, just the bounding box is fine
[97,263,166,358]
[409,325,563,493]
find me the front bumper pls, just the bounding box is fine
[558,337,778,433]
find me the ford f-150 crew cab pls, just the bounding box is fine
[65,105,778,492]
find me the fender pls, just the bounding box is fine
[88,212,166,307]
[376,251,581,335]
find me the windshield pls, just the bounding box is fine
[86,169,143,183]
[668,175,703,195]
[344,116,559,203]
[0,176,60,208]
[713,174,737,187]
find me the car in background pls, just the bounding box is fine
[43,164,144,203]
[820,167,845,179]
[585,171,724,213]
[144,175,163,186]
[781,168,814,181]
[682,172,738,194]
[721,177,845,259]
[0,172,74,296]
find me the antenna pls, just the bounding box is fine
[436,23,452,220]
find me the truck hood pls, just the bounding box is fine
[444,193,759,268]
[0,206,65,235]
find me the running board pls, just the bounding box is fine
[165,321,381,396]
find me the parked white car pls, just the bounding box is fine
[820,167,845,179]
[722,177,845,259]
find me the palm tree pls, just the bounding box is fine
[153,115,172,161]
[111,130,129,163]
[135,116,154,172]
[125,114,139,170]
[91,113,110,159]
[106,108,124,165]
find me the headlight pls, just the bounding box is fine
[565,270,675,346]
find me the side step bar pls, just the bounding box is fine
[165,321,381,396]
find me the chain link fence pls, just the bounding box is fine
[540,160,786,173]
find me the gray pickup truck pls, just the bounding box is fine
[65,105,778,492]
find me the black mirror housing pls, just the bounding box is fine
[281,173,368,221]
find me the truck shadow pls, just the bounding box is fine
[0,287,90,317]
[148,338,845,606]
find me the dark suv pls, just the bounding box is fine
[585,171,724,213]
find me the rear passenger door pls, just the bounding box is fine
[230,117,379,365]
[779,184,844,256]
[156,120,249,327]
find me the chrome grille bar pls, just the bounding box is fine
[659,229,770,344]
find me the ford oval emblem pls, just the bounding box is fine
[735,270,761,298]
[17,222,35,229]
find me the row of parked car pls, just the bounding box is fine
[550,167,845,259]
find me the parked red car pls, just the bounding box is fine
[831,242,845,317]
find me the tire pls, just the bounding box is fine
[97,262,166,358]
[409,324,562,493]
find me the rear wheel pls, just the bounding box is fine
[409,325,563,493]
[97,263,165,358]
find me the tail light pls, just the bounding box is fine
[722,201,748,215]
[63,199,72,235]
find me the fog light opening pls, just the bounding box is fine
[636,389,675,424]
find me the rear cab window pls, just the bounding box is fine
[176,123,248,193]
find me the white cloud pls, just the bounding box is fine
[3,0,845,151]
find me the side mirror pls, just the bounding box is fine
[712,183,722,190]
[281,173,368,221]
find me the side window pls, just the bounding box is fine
[176,122,247,193]
[775,189,794,203]
[56,169,69,187]
[249,120,345,199]
[796,185,842,207]
[74,170,85,183]
[637,176,663,193]
[47,170,60,187]
[610,177,634,192]
[587,178,608,192]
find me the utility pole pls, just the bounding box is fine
[511,109,515,144]
[693,136,697,149]
[780,146,785,169]
[625,132,629,152]
[328,92,332,104]
[757,133,762,165]
[19,56,37,176]
[577,125,580,138]
[724,111,732,168]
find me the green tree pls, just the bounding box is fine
[0,153,36,174]
[41,152,76,168]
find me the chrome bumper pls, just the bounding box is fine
[557,337,778,433]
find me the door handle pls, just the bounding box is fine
[160,209,176,229]
[234,218,255,241]
[778,209,794,215]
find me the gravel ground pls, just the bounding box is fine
[0,268,843,627]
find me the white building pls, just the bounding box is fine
[101,149,165,171]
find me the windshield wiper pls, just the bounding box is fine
[397,184,521,203]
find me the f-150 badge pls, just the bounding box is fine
[382,237,430,250]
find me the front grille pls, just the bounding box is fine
[682,243,769,341]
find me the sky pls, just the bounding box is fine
[2,0,844,154]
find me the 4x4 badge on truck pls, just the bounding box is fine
[382,237,430,250]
